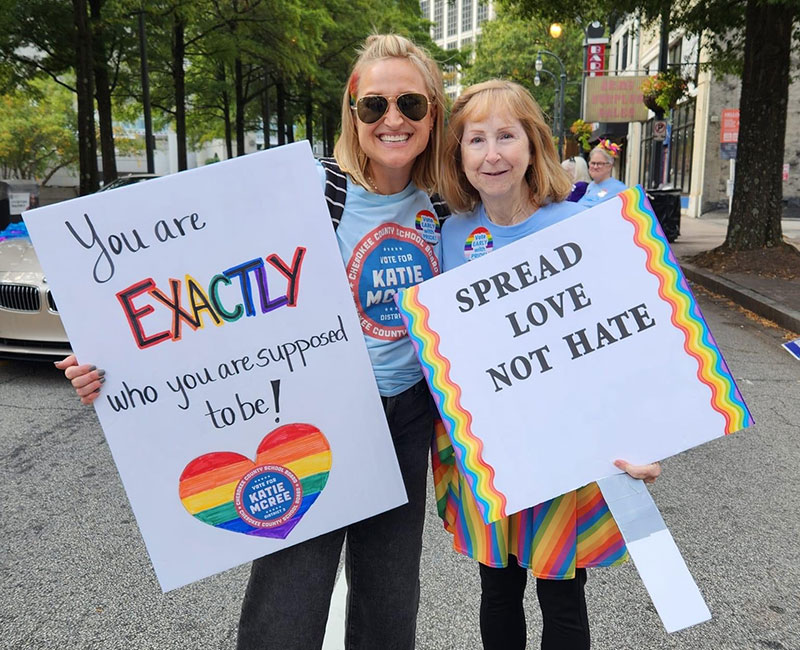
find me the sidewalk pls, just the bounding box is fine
[670,212,800,335]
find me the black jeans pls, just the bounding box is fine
[479,558,590,650]
[236,379,435,650]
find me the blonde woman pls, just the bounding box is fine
[58,34,447,650]
[561,155,591,202]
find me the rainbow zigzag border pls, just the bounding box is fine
[397,187,751,523]
[396,291,507,523]
[620,186,752,433]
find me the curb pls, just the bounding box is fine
[680,262,800,335]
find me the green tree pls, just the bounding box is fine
[677,0,798,251]
[506,0,800,252]
[462,9,585,138]
[0,79,78,183]
[0,0,141,191]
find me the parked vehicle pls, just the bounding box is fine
[0,233,71,361]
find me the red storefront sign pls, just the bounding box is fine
[587,43,607,77]
[720,108,740,160]
[720,109,739,143]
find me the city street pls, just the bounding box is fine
[1,288,798,650]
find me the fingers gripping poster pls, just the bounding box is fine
[396,187,752,525]
[23,142,407,591]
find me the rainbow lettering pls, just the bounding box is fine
[116,247,306,349]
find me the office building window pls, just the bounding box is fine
[477,1,488,26]
[666,99,695,192]
[639,99,695,193]
[420,0,429,20]
[447,1,458,36]
[669,41,683,66]
[621,30,628,70]
[461,35,472,49]
[433,0,443,40]
[462,0,473,32]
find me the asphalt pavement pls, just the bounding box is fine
[2,210,800,650]
[672,212,800,336]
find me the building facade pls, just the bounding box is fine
[420,0,496,100]
[607,16,799,218]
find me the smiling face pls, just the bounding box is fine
[354,58,434,186]
[460,111,532,205]
[588,150,613,183]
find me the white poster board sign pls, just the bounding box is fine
[24,142,407,591]
[397,187,752,524]
[9,192,30,214]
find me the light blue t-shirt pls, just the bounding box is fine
[577,178,627,207]
[441,200,584,272]
[317,163,442,396]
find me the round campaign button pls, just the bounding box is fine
[234,464,303,529]
[415,209,441,244]
[464,226,494,261]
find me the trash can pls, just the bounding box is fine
[645,189,681,243]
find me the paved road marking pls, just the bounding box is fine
[322,570,347,649]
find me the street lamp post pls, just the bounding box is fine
[536,50,567,159]
[534,68,561,147]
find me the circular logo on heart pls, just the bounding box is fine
[234,464,303,529]
[179,423,331,539]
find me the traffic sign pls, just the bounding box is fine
[653,119,668,141]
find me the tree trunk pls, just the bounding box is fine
[235,58,246,156]
[73,0,98,195]
[276,79,286,146]
[324,111,336,157]
[217,64,233,159]
[89,0,116,184]
[305,80,313,145]
[261,70,271,150]
[172,15,187,171]
[725,0,793,250]
[223,90,233,159]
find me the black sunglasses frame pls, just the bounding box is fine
[353,93,430,124]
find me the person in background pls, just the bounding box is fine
[577,140,627,207]
[57,33,447,650]
[437,79,660,650]
[561,155,591,202]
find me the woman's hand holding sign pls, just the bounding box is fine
[614,458,662,484]
[54,354,105,405]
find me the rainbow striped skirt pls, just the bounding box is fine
[432,422,628,579]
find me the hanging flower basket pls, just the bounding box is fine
[641,71,689,113]
[569,119,593,152]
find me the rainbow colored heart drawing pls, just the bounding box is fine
[179,423,331,539]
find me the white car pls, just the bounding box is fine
[0,235,71,360]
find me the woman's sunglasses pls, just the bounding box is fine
[353,93,430,124]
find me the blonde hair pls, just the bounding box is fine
[440,79,572,213]
[333,34,445,193]
[562,156,591,183]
